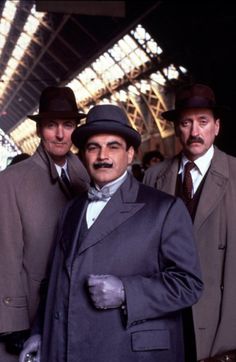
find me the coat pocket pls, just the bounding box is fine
[3,295,27,308]
[131,329,170,351]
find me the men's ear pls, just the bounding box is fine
[127,146,135,164]
[215,118,220,136]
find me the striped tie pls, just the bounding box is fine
[183,162,195,200]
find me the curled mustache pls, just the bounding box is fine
[187,136,204,145]
[93,162,113,169]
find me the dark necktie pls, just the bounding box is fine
[61,168,71,190]
[183,161,195,200]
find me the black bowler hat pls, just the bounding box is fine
[28,86,85,122]
[162,83,228,122]
[72,104,141,149]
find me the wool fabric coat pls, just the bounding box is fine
[39,174,203,362]
[0,144,89,334]
[144,146,236,359]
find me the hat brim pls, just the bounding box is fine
[162,105,230,122]
[72,120,141,149]
[28,111,86,123]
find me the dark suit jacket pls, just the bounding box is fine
[40,174,203,362]
[144,146,236,359]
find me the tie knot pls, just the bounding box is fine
[184,161,195,173]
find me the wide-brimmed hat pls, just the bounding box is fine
[28,86,85,122]
[162,84,227,122]
[72,104,141,149]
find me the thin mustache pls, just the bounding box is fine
[187,137,204,145]
[93,162,113,169]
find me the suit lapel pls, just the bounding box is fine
[194,148,229,230]
[78,174,145,254]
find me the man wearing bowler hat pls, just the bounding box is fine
[20,104,203,362]
[144,83,236,361]
[0,86,89,361]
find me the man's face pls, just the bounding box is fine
[37,119,76,165]
[175,108,220,161]
[84,133,134,187]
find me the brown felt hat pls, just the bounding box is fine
[28,86,85,123]
[162,84,228,122]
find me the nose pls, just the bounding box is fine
[55,125,64,139]
[190,121,200,136]
[98,146,109,160]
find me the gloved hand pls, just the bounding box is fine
[88,274,125,309]
[19,334,41,362]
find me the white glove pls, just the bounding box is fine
[19,334,41,362]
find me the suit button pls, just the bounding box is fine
[4,297,11,304]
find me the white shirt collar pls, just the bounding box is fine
[94,170,128,193]
[55,160,68,177]
[179,145,214,175]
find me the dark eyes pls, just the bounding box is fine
[179,119,208,127]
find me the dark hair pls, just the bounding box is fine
[8,153,30,166]
[142,150,164,169]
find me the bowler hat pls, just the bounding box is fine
[28,86,85,122]
[72,104,141,149]
[162,84,227,122]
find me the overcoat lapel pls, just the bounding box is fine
[60,195,88,272]
[78,175,145,254]
[155,157,180,194]
[194,148,229,231]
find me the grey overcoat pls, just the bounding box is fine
[40,174,203,362]
[0,144,89,333]
[144,146,236,359]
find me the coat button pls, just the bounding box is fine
[4,297,11,304]
[54,311,60,319]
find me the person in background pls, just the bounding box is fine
[131,162,144,181]
[142,149,164,170]
[20,104,202,362]
[144,83,236,362]
[0,86,90,361]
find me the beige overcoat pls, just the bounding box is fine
[0,144,89,333]
[144,146,236,359]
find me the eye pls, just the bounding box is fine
[64,121,75,129]
[86,144,99,151]
[46,122,55,128]
[109,144,119,149]
[199,118,208,126]
[179,119,190,127]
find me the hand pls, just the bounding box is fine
[19,334,41,362]
[88,274,125,309]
